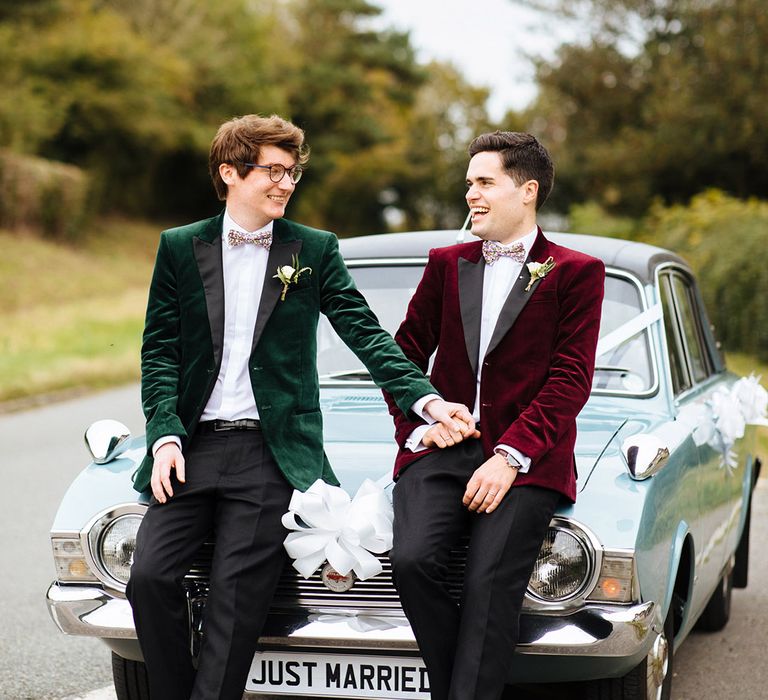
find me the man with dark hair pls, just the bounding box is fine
[126,113,473,700]
[387,131,605,700]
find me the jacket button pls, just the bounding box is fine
[481,402,491,408]
[261,404,272,411]
[483,361,490,368]
[253,366,263,371]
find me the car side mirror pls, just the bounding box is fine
[622,434,669,481]
[84,419,132,464]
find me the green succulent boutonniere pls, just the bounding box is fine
[274,254,312,301]
[525,256,556,292]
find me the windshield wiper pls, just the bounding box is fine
[323,369,372,381]
[594,365,633,374]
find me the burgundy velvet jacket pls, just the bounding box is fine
[387,229,605,503]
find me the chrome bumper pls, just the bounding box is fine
[47,581,658,659]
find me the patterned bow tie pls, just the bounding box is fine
[227,229,272,250]
[481,240,526,266]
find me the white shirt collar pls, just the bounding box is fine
[497,225,538,255]
[222,210,274,248]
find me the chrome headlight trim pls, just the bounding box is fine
[82,503,147,594]
[523,517,603,611]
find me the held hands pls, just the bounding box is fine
[422,399,480,448]
[463,452,517,514]
[151,443,185,504]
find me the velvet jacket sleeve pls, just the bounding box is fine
[382,248,446,447]
[140,232,187,455]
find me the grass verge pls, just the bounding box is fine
[0,217,160,404]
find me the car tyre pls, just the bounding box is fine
[695,568,733,632]
[583,609,673,700]
[112,652,150,700]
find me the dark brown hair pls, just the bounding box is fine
[209,114,310,201]
[468,131,554,210]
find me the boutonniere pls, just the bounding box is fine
[525,256,556,292]
[274,254,312,301]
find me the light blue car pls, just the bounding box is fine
[47,230,761,700]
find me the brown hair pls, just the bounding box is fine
[468,131,554,210]
[209,114,310,201]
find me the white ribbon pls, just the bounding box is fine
[692,374,768,469]
[595,304,663,359]
[282,479,393,580]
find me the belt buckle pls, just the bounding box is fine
[213,420,235,432]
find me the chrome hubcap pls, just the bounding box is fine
[647,630,669,700]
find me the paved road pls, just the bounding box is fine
[0,385,764,699]
[0,385,145,700]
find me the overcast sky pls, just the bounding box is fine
[373,0,575,120]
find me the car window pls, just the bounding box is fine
[659,274,692,395]
[659,269,716,394]
[317,264,654,395]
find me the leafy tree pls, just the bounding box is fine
[516,0,768,214]
[277,0,427,234]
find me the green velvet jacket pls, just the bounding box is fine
[134,213,435,493]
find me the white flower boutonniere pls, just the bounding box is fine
[525,256,556,292]
[274,254,312,301]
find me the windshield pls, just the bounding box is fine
[317,264,654,395]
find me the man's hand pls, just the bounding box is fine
[463,453,517,514]
[422,418,481,449]
[151,443,185,504]
[423,399,477,439]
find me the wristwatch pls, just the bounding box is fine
[495,448,521,470]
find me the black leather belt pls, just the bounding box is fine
[197,419,261,432]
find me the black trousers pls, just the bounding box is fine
[126,429,294,700]
[390,440,561,700]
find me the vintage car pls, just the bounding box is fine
[47,230,762,700]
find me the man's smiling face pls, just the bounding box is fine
[223,144,297,229]
[465,151,538,245]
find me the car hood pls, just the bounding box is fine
[319,388,630,495]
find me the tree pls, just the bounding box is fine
[516,0,768,214]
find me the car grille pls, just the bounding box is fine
[184,541,467,612]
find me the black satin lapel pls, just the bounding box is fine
[193,235,225,366]
[458,257,485,377]
[484,249,538,359]
[251,239,303,353]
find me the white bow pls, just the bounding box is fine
[282,479,393,580]
[692,374,768,469]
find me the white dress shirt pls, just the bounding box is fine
[405,227,539,472]
[152,211,270,455]
[154,212,433,456]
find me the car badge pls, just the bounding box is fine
[320,563,356,592]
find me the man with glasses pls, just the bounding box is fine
[126,114,474,700]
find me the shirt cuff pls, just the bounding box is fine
[411,394,442,424]
[152,435,182,457]
[405,425,432,453]
[495,444,531,473]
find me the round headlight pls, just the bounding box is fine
[98,514,142,585]
[528,527,591,601]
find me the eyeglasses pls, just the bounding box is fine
[241,162,304,184]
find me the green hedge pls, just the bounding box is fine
[569,190,768,362]
[0,150,91,241]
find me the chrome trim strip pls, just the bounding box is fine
[47,581,657,658]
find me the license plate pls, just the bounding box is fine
[247,651,430,698]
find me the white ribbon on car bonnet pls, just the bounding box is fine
[282,478,394,580]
